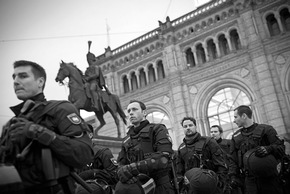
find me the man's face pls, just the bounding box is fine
[210,127,221,140]
[182,119,197,136]
[127,102,146,126]
[13,66,43,100]
[234,110,245,128]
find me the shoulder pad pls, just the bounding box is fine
[123,136,130,144]
[233,129,241,137]
[179,143,186,150]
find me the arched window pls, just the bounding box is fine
[185,48,196,67]
[131,72,138,91]
[230,29,241,50]
[280,8,290,31]
[266,14,281,36]
[148,64,156,83]
[207,87,252,139]
[122,75,129,94]
[147,111,177,149]
[196,43,206,64]
[157,60,165,79]
[218,34,229,56]
[207,39,217,61]
[139,68,147,88]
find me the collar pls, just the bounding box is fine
[127,120,150,135]
[184,132,201,145]
[241,123,258,134]
[10,93,46,116]
[216,138,222,144]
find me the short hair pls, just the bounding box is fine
[234,105,253,119]
[13,60,47,90]
[181,117,196,126]
[210,125,223,133]
[128,99,146,110]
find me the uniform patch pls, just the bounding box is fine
[110,158,118,166]
[67,113,81,124]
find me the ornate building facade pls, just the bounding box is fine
[88,0,290,153]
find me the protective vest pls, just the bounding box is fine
[123,124,159,163]
[16,101,72,180]
[232,124,264,168]
[179,137,211,171]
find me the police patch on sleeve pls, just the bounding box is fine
[110,158,118,166]
[67,113,81,124]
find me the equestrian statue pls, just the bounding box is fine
[55,41,127,138]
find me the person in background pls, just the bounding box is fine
[116,100,175,194]
[0,60,93,194]
[210,125,241,194]
[229,105,285,194]
[177,117,227,194]
[76,124,118,194]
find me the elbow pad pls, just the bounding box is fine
[136,156,169,174]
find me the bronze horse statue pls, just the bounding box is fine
[55,61,127,138]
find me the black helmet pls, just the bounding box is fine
[243,148,279,177]
[75,179,111,194]
[115,174,156,194]
[184,168,218,194]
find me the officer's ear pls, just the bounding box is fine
[241,113,247,119]
[143,109,147,117]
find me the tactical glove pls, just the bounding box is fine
[10,117,56,146]
[117,163,139,183]
[255,146,270,157]
[79,169,96,180]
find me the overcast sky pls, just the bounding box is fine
[0,0,210,127]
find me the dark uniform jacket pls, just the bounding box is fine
[79,145,118,186]
[229,123,285,177]
[1,93,94,189]
[117,120,175,193]
[177,132,227,177]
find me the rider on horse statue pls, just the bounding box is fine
[84,41,111,112]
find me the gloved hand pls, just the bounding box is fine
[255,146,270,157]
[229,176,240,189]
[9,117,56,146]
[79,169,96,180]
[117,163,139,183]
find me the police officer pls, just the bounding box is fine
[229,105,285,194]
[210,125,231,156]
[177,117,227,194]
[0,60,94,194]
[210,125,238,194]
[84,41,111,112]
[76,125,118,194]
[116,100,175,194]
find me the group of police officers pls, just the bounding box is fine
[0,52,290,194]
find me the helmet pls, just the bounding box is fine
[75,179,111,194]
[0,164,24,194]
[243,148,278,177]
[115,174,156,194]
[184,168,218,194]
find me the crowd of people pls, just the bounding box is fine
[0,59,289,194]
